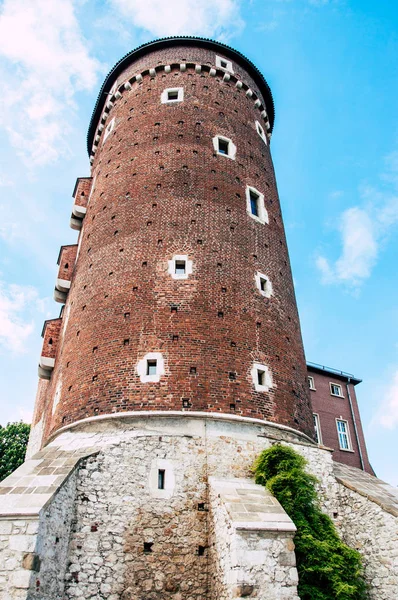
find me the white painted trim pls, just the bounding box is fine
[330,382,344,398]
[212,135,237,160]
[255,120,268,145]
[308,376,316,391]
[56,278,71,293]
[102,117,115,144]
[136,352,165,383]
[148,458,175,499]
[39,356,55,370]
[254,271,273,298]
[251,363,273,392]
[215,55,234,73]
[245,185,268,225]
[168,254,193,280]
[46,411,318,446]
[313,413,323,445]
[336,418,353,451]
[161,87,184,104]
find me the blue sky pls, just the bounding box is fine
[0,0,397,483]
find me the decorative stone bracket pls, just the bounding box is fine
[54,245,77,304]
[38,318,62,380]
[70,177,92,230]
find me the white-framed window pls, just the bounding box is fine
[336,419,352,451]
[251,362,273,392]
[330,382,344,397]
[255,120,268,145]
[255,271,273,298]
[137,352,165,383]
[167,254,193,280]
[161,87,184,104]
[313,413,322,444]
[308,376,316,391]
[215,55,234,73]
[245,186,268,225]
[148,458,175,499]
[103,117,115,144]
[212,135,237,160]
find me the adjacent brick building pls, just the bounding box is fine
[307,362,374,474]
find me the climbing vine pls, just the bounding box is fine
[254,444,368,600]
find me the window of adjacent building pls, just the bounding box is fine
[168,254,193,280]
[313,413,322,444]
[161,87,184,104]
[215,55,234,73]
[330,383,344,397]
[255,271,273,298]
[336,419,351,450]
[212,135,237,160]
[251,362,273,392]
[308,376,316,390]
[103,117,115,144]
[255,120,268,145]
[246,186,268,225]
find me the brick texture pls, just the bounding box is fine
[33,43,315,444]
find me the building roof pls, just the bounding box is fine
[87,36,275,155]
[307,361,362,385]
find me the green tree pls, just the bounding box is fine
[0,422,31,482]
[254,444,368,600]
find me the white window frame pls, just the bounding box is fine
[212,135,237,160]
[167,254,193,280]
[255,120,268,145]
[103,117,115,144]
[137,352,165,383]
[148,458,175,499]
[330,382,344,398]
[336,419,352,451]
[313,413,322,445]
[161,87,184,104]
[308,376,316,391]
[245,186,268,225]
[251,362,273,392]
[255,271,273,298]
[215,55,234,73]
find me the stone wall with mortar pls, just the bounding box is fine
[2,416,397,599]
[208,477,299,600]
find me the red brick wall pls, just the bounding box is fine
[73,178,92,208]
[35,44,314,444]
[41,318,62,360]
[309,370,374,474]
[57,245,78,283]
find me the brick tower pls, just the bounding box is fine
[32,37,314,448]
[2,37,398,600]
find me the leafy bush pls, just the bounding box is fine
[0,422,30,482]
[254,444,367,600]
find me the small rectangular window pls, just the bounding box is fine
[147,360,157,376]
[220,60,228,68]
[218,138,229,155]
[330,383,343,397]
[259,277,267,292]
[308,376,316,390]
[337,420,351,450]
[175,260,186,275]
[167,90,178,101]
[313,413,322,444]
[250,191,259,217]
[158,469,165,489]
[257,369,265,386]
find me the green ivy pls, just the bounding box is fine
[0,422,30,482]
[254,444,368,600]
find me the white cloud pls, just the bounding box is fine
[0,281,47,354]
[0,0,101,166]
[109,0,244,40]
[375,370,398,430]
[316,153,398,289]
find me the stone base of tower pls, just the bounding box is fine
[0,414,397,600]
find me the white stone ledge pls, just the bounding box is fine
[47,410,317,446]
